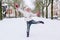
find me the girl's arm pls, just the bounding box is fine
[30,12,37,17]
[18,8,25,14]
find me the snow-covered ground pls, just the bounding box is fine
[0,17,60,40]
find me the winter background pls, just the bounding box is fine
[0,0,60,40]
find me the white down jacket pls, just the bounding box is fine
[18,8,37,21]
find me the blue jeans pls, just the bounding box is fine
[27,20,44,37]
[27,20,44,32]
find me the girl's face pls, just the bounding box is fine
[25,8,31,12]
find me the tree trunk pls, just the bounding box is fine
[46,0,48,18]
[51,0,53,19]
[15,9,17,18]
[42,6,44,18]
[46,6,48,18]
[0,0,2,20]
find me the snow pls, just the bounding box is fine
[0,17,60,40]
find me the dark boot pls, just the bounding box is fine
[39,21,44,24]
[27,32,29,37]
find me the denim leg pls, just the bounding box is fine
[31,20,39,24]
[27,21,31,37]
[27,22,31,32]
[26,20,44,37]
[31,20,44,24]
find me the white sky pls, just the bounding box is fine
[23,0,35,10]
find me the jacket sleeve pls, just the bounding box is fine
[18,8,25,14]
[30,12,37,17]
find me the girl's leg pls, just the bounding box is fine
[27,21,31,37]
[27,20,44,37]
[37,21,44,24]
[31,20,44,24]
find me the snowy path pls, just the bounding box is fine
[0,17,60,40]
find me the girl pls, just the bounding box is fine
[18,7,44,37]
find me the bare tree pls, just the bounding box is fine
[0,0,2,20]
[51,0,53,19]
[34,0,43,17]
